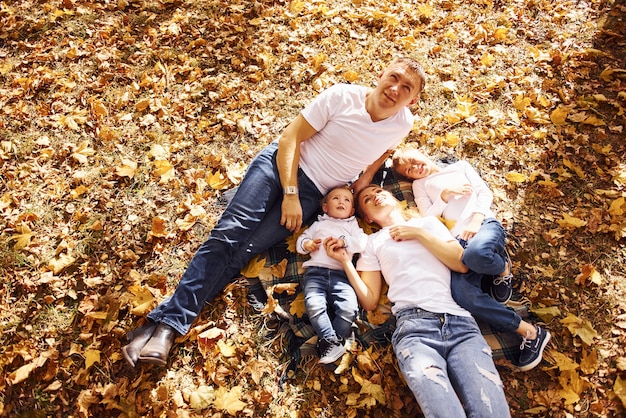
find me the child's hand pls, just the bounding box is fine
[441,184,473,203]
[303,238,322,253]
[389,225,420,241]
[323,237,351,262]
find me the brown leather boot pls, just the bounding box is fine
[122,322,157,367]
[138,323,177,366]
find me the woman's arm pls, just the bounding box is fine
[324,237,383,311]
[389,224,468,273]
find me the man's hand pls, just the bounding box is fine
[350,176,371,196]
[280,195,303,232]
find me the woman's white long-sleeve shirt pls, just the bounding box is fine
[412,160,495,238]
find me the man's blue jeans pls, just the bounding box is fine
[452,217,521,332]
[148,142,324,335]
[392,308,511,417]
[303,267,358,343]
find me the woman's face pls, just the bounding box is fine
[357,185,397,222]
[396,150,432,180]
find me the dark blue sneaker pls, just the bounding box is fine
[490,274,513,303]
[518,326,551,371]
[490,253,513,303]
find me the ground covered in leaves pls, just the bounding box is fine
[1,0,626,416]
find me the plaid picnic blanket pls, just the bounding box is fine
[245,163,529,381]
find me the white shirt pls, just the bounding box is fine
[299,84,414,194]
[297,214,368,270]
[412,161,495,237]
[356,216,470,317]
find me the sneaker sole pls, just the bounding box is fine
[318,347,346,365]
[490,287,513,304]
[517,330,551,372]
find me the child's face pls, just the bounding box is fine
[322,188,355,219]
[396,150,432,180]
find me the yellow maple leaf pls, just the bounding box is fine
[217,340,236,358]
[557,213,587,229]
[344,70,359,82]
[575,263,603,286]
[560,313,598,345]
[609,197,625,216]
[614,376,626,408]
[213,385,247,415]
[454,95,476,119]
[273,282,298,295]
[208,170,229,190]
[116,158,137,178]
[513,94,531,111]
[505,172,527,183]
[270,258,288,279]
[10,223,33,250]
[480,52,494,67]
[240,254,266,278]
[47,253,76,274]
[149,216,168,238]
[550,106,569,126]
[550,351,579,371]
[443,132,460,147]
[531,306,561,322]
[289,293,307,317]
[84,348,100,369]
[493,27,508,42]
[71,141,96,163]
[189,385,215,410]
[153,159,174,183]
[580,348,599,375]
[563,158,585,179]
[128,284,154,316]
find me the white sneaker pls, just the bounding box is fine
[318,339,346,364]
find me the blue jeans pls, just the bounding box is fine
[392,308,510,417]
[148,142,324,335]
[459,217,507,276]
[452,217,521,333]
[450,270,521,332]
[303,267,358,342]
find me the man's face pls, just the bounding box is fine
[373,62,422,111]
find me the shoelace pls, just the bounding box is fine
[493,274,513,286]
[519,330,536,350]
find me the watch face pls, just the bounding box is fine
[284,186,298,194]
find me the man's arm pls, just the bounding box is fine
[350,149,393,195]
[276,114,318,232]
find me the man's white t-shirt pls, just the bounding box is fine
[299,84,414,194]
[356,216,470,317]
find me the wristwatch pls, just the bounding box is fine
[283,186,299,195]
